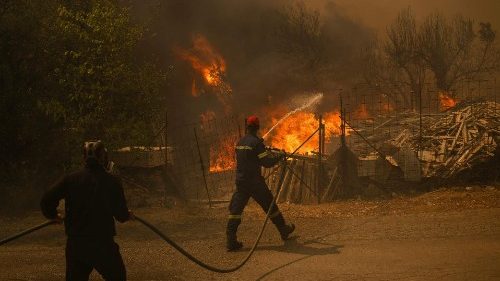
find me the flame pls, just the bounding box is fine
[175,34,233,113]
[200,110,216,131]
[199,111,236,173]
[209,135,237,173]
[439,91,457,111]
[175,35,226,88]
[264,110,344,154]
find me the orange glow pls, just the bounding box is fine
[439,91,457,111]
[175,34,233,113]
[199,111,236,173]
[209,135,237,173]
[354,103,370,119]
[382,102,394,113]
[175,34,227,88]
[191,79,199,97]
[263,110,345,154]
[200,110,216,131]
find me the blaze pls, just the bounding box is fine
[175,34,227,88]
[175,34,233,113]
[439,91,457,111]
[209,135,237,173]
[264,110,344,154]
[200,110,216,131]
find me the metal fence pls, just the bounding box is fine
[166,114,243,203]
[338,78,498,183]
[159,78,498,204]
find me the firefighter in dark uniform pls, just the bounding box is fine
[40,141,132,281]
[226,115,295,251]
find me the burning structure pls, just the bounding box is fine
[153,33,499,204]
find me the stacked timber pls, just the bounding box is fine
[410,102,499,178]
[348,113,436,157]
[263,146,363,203]
[264,157,321,204]
[349,101,498,179]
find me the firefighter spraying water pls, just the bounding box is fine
[226,115,295,251]
[262,92,324,139]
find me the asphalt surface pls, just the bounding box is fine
[0,187,499,280]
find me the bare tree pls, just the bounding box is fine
[363,7,500,104]
[363,8,425,110]
[275,2,322,65]
[419,16,499,93]
[418,14,475,92]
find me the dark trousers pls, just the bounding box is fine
[65,237,126,281]
[227,180,285,237]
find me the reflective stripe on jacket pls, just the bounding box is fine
[235,133,280,183]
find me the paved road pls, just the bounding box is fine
[1,200,499,280]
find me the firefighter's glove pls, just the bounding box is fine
[280,150,288,161]
[128,210,135,221]
[51,213,64,224]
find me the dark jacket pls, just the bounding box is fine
[40,161,129,238]
[235,133,281,184]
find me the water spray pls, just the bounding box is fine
[262,92,324,139]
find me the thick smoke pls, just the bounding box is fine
[128,0,375,122]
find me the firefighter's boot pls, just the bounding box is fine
[278,223,295,240]
[226,233,243,252]
[226,216,243,251]
[270,211,295,240]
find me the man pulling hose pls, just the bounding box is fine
[40,140,133,281]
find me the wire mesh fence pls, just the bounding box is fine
[338,78,499,184]
[167,114,243,202]
[145,78,499,205]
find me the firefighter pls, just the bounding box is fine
[40,140,133,281]
[226,115,295,251]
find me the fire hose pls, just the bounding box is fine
[0,160,287,273]
[134,160,287,273]
[0,220,57,246]
[0,130,317,272]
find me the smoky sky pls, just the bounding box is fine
[324,0,500,33]
[126,0,498,122]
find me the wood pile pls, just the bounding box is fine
[412,102,499,178]
[263,146,363,203]
[348,101,499,179]
[348,113,436,157]
[264,155,323,204]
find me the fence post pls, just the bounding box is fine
[164,111,168,166]
[193,127,212,207]
[317,114,323,204]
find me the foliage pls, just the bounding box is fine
[0,0,167,193]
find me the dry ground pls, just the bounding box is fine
[1,185,499,280]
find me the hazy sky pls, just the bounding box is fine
[313,0,500,33]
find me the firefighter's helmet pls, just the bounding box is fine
[83,140,107,166]
[246,115,260,129]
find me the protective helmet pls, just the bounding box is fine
[83,140,107,166]
[246,115,260,129]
